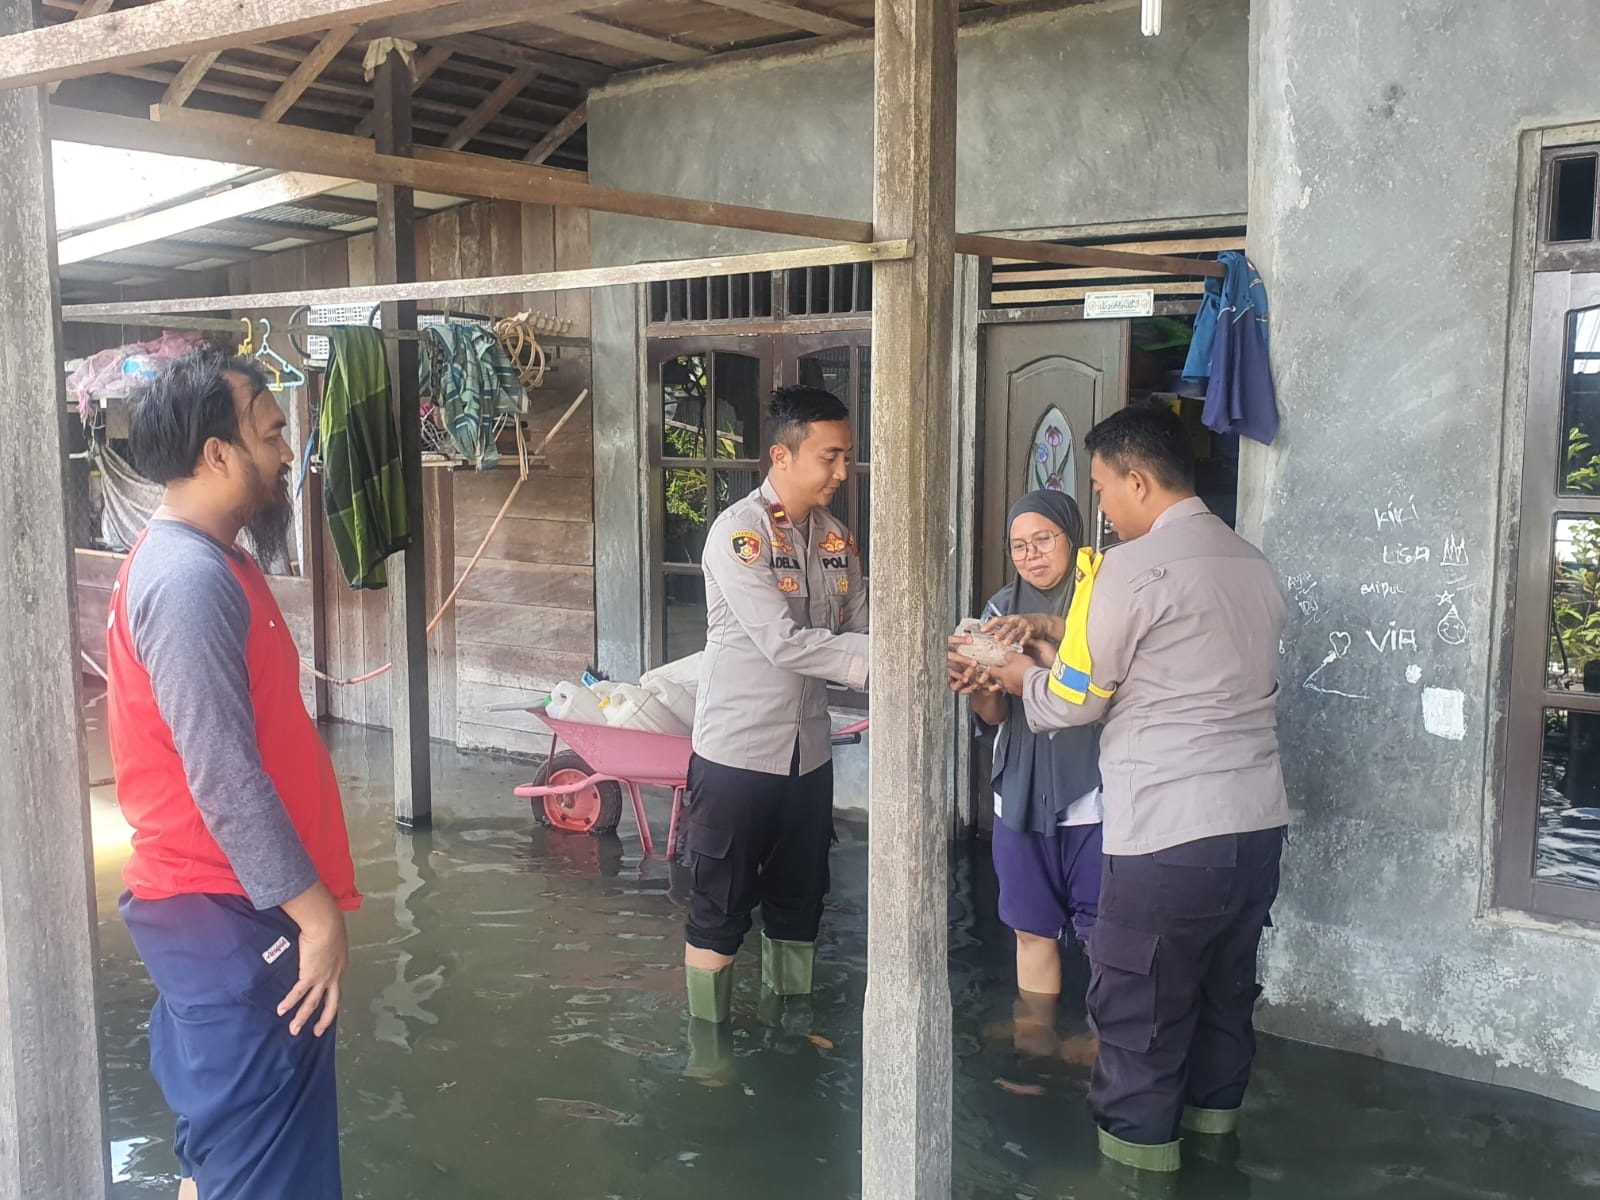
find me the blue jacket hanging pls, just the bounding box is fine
[1183,251,1279,446]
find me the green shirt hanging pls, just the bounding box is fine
[320,326,411,589]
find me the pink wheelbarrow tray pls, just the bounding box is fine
[513,708,870,861]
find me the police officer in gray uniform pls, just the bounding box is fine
[684,385,869,1023]
[977,404,1288,1173]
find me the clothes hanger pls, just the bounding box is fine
[255,318,307,392]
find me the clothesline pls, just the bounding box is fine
[300,387,591,688]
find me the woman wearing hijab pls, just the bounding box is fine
[949,489,1102,1055]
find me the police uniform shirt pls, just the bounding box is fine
[694,479,869,777]
[1022,496,1288,856]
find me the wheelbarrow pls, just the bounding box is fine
[513,709,869,861]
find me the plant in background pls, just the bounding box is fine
[1566,427,1600,495]
[1551,515,1600,686]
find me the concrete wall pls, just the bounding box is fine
[1248,0,1600,1106]
[585,0,1250,707]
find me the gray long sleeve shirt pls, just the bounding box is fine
[127,520,318,909]
[1022,497,1289,856]
[693,480,869,775]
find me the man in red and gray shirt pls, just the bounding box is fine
[108,348,359,1200]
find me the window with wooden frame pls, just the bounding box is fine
[644,323,872,689]
[1501,142,1600,920]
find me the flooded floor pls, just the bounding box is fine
[90,723,1600,1199]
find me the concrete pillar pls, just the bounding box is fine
[861,0,958,1196]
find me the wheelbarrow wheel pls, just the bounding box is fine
[533,751,624,836]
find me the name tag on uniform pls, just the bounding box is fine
[263,935,292,964]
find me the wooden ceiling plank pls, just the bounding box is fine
[537,13,708,62]
[524,100,586,164]
[439,31,612,86]
[0,0,448,91]
[442,64,536,150]
[700,0,864,37]
[258,24,356,122]
[378,0,598,41]
[162,50,220,106]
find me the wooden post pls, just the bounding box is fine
[861,0,956,1197]
[0,0,110,1193]
[373,49,431,828]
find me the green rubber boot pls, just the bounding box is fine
[686,964,733,1023]
[1097,1127,1181,1173]
[1181,1105,1240,1136]
[683,1017,735,1087]
[761,933,815,996]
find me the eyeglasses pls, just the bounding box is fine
[1009,531,1065,560]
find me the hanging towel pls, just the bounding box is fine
[1200,252,1280,445]
[321,326,411,590]
[1180,252,1273,380]
[419,323,527,470]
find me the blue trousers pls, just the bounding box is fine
[120,892,343,1199]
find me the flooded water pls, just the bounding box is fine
[92,723,1600,1199]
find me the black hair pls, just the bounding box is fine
[1083,403,1196,492]
[767,384,849,454]
[128,347,272,485]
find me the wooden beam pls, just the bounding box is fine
[54,105,874,242]
[442,65,535,151]
[0,0,452,91]
[161,50,219,106]
[438,32,612,87]
[372,50,431,829]
[861,0,955,1197]
[702,0,865,36]
[990,280,1209,305]
[45,0,116,91]
[352,43,452,137]
[379,0,597,42]
[0,0,108,1194]
[50,104,585,186]
[989,233,1246,265]
[258,25,356,123]
[537,13,708,63]
[955,232,1228,279]
[58,170,352,264]
[60,240,912,319]
[524,100,585,164]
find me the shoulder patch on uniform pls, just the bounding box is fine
[1128,566,1166,593]
[778,576,800,594]
[731,530,764,564]
[821,531,847,555]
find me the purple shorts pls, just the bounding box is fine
[992,821,1103,943]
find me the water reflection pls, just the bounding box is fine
[95,725,1600,1199]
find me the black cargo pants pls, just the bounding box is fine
[1087,826,1285,1146]
[683,748,834,957]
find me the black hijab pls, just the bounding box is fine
[989,489,1102,835]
